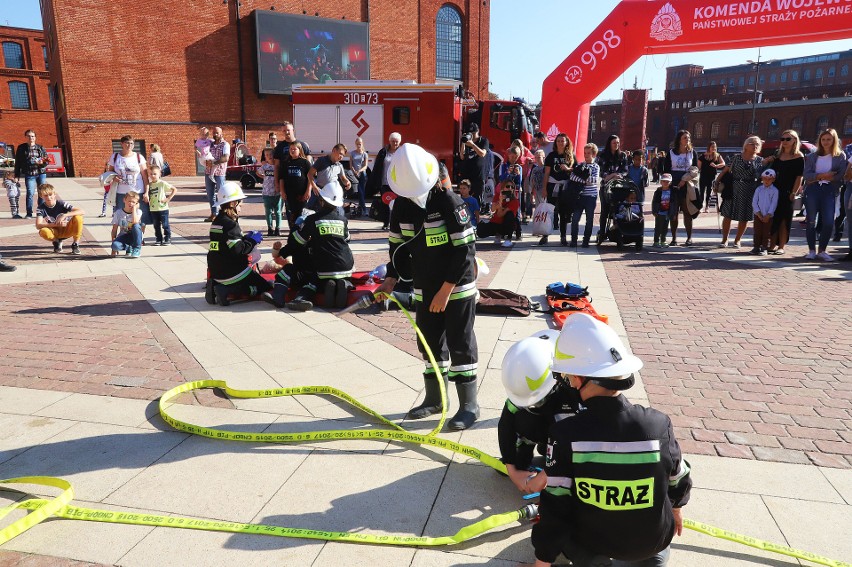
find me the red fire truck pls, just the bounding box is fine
[291,81,538,187]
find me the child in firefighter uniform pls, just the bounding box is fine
[498,329,582,494]
[525,313,692,567]
[374,144,480,430]
[207,182,270,307]
[263,181,353,311]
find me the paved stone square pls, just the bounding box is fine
[0,178,849,566]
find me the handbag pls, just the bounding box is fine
[530,201,555,236]
[106,186,117,207]
[717,171,733,200]
[161,160,172,176]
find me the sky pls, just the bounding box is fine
[5,0,850,105]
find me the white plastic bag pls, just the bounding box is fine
[530,202,555,236]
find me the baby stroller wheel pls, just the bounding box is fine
[635,239,643,251]
[616,233,625,250]
[205,278,216,305]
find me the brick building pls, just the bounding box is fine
[590,48,852,152]
[40,0,490,176]
[0,26,56,152]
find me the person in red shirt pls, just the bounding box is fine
[477,181,520,248]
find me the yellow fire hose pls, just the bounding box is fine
[0,298,848,566]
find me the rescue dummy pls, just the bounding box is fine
[207,182,270,307]
[498,329,582,495]
[263,182,353,311]
[526,313,692,567]
[374,143,480,430]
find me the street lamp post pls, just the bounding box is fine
[746,49,762,135]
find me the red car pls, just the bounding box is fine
[225,141,263,190]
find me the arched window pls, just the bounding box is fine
[767,118,780,138]
[828,66,836,77]
[791,116,803,133]
[803,69,811,81]
[781,71,787,82]
[738,76,745,87]
[8,81,30,109]
[2,42,24,69]
[816,116,829,137]
[749,75,755,86]
[842,65,849,77]
[728,121,740,139]
[436,5,463,82]
[792,70,799,81]
[844,115,852,136]
[770,74,776,84]
[710,121,720,139]
[815,68,823,80]
[694,122,704,139]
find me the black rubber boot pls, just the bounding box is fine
[263,282,288,308]
[205,278,216,305]
[448,380,480,431]
[407,375,448,420]
[214,284,230,307]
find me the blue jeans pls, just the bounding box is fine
[112,224,143,252]
[204,175,224,215]
[262,195,281,229]
[804,183,836,251]
[24,173,47,216]
[572,194,597,242]
[151,210,171,242]
[356,172,367,211]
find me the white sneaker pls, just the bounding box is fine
[805,251,817,260]
[493,236,502,245]
[817,252,835,262]
[501,239,514,248]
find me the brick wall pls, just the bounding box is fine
[41,0,489,176]
[0,26,57,148]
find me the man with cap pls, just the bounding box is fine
[374,143,480,430]
[460,123,490,208]
[524,313,691,567]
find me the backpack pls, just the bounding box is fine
[476,289,536,317]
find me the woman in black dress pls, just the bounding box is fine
[718,136,765,248]
[698,141,725,212]
[765,130,804,255]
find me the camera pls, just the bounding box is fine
[461,133,472,144]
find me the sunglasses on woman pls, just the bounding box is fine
[779,137,793,141]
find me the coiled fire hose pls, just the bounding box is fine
[0,297,848,566]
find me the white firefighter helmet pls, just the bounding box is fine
[320,181,344,207]
[99,171,119,186]
[217,181,246,206]
[388,143,440,201]
[501,330,559,408]
[551,313,642,382]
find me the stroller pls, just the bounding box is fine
[597,177,645,251]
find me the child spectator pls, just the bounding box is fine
[147,165,177,245]
[627,150,649,202]
[264,182,353,311]
[499,330,581,495]
[568,143,600,248]
[477,181,520,247]
[208,182,271,306]
[35,184,85,255]
[616,190,643,222]
[3,171,22,219]
[752,169,779,255]
[259,148,280,236]
[282,143,311,231]
[458,179,480,227]
[111,191,143,258]
[651,173,677,247]
[195,127,213,178]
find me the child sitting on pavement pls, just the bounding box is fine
[35,184,85,255]
[498,330,582,495]
[751,169,779,256]
[111,191,143,258]
[208,182,271,306]
[477,181,520,248]
[651,174,677,248]
[263,182,354,311]
[147,165,177,246]
[4,170,22,219]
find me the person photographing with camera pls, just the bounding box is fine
[460,123,490,209]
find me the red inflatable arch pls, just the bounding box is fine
[540,0,852,150]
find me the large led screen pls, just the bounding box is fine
[255,11,370,95]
